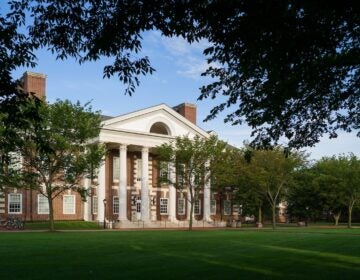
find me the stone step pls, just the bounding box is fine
[112,220,227,229]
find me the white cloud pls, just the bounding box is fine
[176,61,209,80]
[163,36,192,56]
[145,31,213,80]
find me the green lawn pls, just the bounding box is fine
[24,220,102,230]
[0,229,359,279]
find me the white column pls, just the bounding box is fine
[203,161,211,221]
[83,177,91,221]
[119,144,128,221]
[141,147,150,221]
[97,160,106,222]
[168,163,177,222]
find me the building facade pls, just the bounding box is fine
[0,72,240,226]
[86,102,214,225]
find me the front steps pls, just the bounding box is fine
[112,220,227,229]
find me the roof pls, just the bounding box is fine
[101,115,114,121]
[101,103,210,138]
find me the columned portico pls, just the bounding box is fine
[141,147,150,221]
[118,144,128,221]
[203,161,211,221]
[97,161,106,222]
[203,181,211,221]
[83,177,91,221]
[94,102,220,228]
[168,163,177,222]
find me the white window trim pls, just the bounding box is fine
[177,163,185,185]
[9,152,22,171]
[8,193,22,214]
[178,198,186,215]
[194,199,201,215]
[113,196,119,214]
[113,156,120,182]
[63,195,76,215]
[210,199,216,215]
[159,162,170,181]
[92,196,98,215]
[37,194,49,214]
[223,200,232,215]
[136,200,141,213]
[136,159,142,181]
[160,198,169,215]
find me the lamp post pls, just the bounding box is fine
[103,198,107,229]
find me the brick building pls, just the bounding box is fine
[0,72,239,227]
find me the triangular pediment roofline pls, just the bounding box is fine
[102,103,210,138]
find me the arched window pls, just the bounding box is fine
[149,122,170,135]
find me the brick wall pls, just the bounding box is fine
[22,72,46,100]
[173,103,197,124]
[1,188,83,221]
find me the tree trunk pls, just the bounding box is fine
[219,193,223,222]
[188,188,194,231]
[189,200,193,231]
[272,204,276,229]
[258,205,262,224]
[48,196,55,232]
[333,212,341,226]
[348,204,353,228]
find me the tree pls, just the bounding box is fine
[313,166,347,226]
[197,1,359,148]
[2,1,358,149]
[315,155,360,228]
[19,99,106,231]
[236,177,268,226]
[0,5,42,190]
[243,147,305,229]
[287,169,326,225]
[0,98,42,192]
[209,146,241,221]
[156,135,226,230]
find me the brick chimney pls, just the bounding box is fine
[21,71,46,99]
[173,103,197,125]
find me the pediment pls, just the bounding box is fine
[102,104,209,138]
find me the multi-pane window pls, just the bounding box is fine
[210,200,216,215]
[8,193,22,214]
[38,194,49,214]
[63,195,75,214]
[113,156,120,181]
[194,199,201,215]
[9,152,22,171]
[136,201,141,213]
[178,198,185,215]
[113,196,119,214]
[92,196,98,214]
[223,200,231,215]
[159,162,169,181]
[176,164,185,185]
[160,198,168,215]
[136,159,142,181]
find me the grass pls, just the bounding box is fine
[23,220,102,230]
[0,228,359,279]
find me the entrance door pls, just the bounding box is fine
[136,200,141,220]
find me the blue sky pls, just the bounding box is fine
[12,30,359,160]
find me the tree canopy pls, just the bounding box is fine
[2,0,359,148]
[156,135,226,230]
[20,99,106,231]
[242,147,306,228]
[314,155,360,228]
